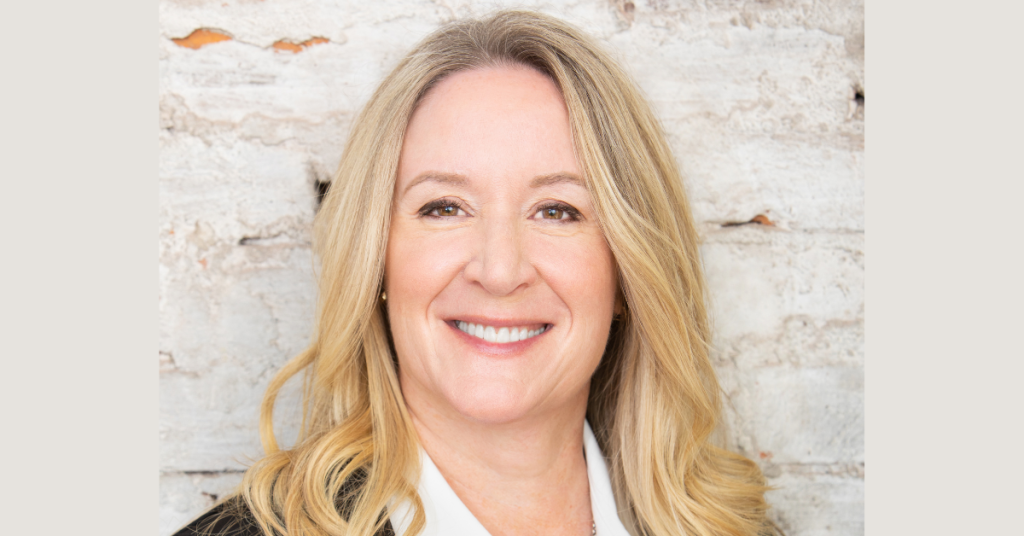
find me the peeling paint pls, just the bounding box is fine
[271,36,329,53]
[171,29,232,49]
[722,214,776,227]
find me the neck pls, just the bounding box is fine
[404,387,594,535]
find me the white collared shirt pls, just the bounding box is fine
[389,421,631,536]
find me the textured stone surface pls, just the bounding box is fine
[161,471,247,530]
[159,1,863,534]
[766,472,864,535]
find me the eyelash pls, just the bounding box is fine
[417,199,582,222]
[533,202,581,222]
[418,198,467,218]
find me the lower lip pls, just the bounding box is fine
[446,321,549,355]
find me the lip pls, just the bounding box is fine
[444,318,551,355]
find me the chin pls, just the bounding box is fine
[443,380,538,425]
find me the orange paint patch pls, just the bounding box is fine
[272,41,303,53]
[172,29,232,49]
[199,258,208,269]
[272,37,330,53]
[758,451,773,460]
[750,214,775,226]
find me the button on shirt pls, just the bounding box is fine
[389,421,632,536]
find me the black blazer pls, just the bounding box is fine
[172,468,395,536]
[172,496,396,536]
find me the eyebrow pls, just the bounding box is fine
[401,170,584,196]
[402,172,468,196]
[530,172,584,188]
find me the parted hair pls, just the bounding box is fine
[230,10,775,536]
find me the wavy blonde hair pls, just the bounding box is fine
[235,10,774,536]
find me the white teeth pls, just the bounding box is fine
[455,321,547,344]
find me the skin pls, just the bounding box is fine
[385,65,618,535]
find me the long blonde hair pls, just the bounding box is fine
[236,10,773,536]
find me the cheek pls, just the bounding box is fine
[530,231,618,330]
[386,224,468,302]
[385,222,470,356]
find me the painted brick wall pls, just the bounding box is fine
[159,1,864,534]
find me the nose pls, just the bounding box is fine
[463,214,535,297]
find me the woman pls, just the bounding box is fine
[177,10,774,536]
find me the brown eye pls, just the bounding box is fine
[418,199,467,219]
[428,203,464,217]
[542,207,564,220]
[532,203,580,222]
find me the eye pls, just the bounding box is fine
[541,207,565,220]
[435,204,461,217]
[532,202,581,222]
[419,199,467,218]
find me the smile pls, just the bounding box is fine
[455,321,550,343]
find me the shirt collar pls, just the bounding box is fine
[389,420,632,536]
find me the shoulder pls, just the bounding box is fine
[172,496,262,536]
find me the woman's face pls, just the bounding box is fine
[385,66,618,425]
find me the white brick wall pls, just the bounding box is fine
[159,1,864,534]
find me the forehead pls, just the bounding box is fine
[418,64,565,115]
[397,65,579,191]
